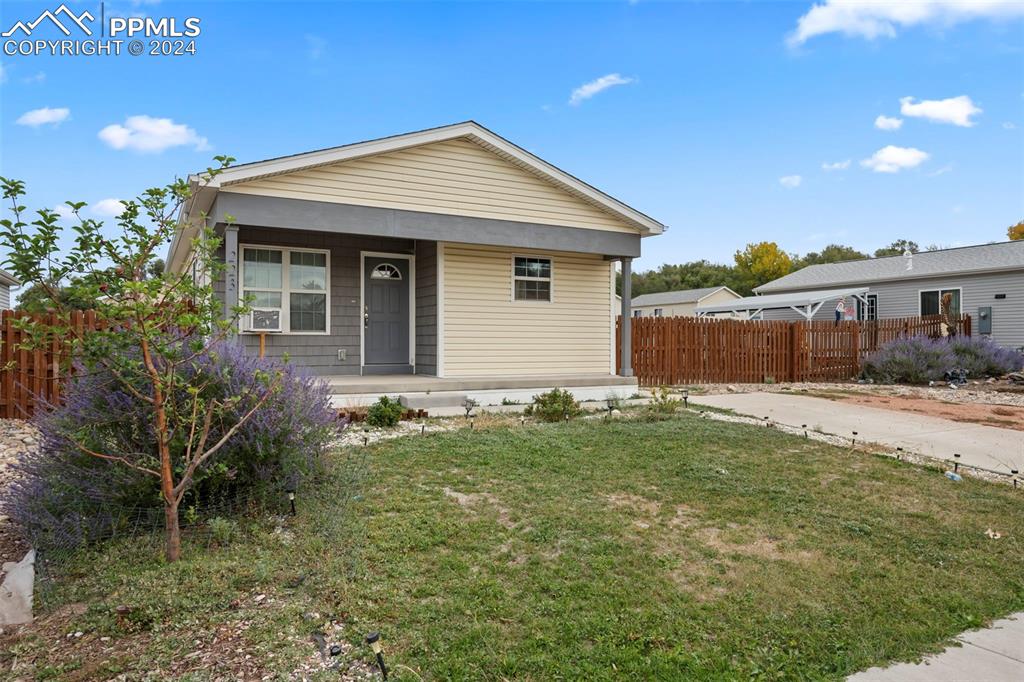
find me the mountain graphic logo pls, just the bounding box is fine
[2,4,95,38]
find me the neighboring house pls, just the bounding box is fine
[166,121,664,403]
[631,286,741,318]
[750,241,1024,348]
[0,269,19,309]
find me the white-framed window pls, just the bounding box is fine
[857,294,878,321]
[633,309,642,318]
[513,256,552,302]
[653,308,664,317]
[920,288,960,317]
[240,245,329,334]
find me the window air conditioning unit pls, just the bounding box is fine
[248,308,282,332]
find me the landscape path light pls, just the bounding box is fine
[366,631,388,679]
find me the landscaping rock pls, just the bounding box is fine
[0,419,36,570]
[0,549,35,626]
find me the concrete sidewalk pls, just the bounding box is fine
[847,613,1024,681]
[689,392,1023,474]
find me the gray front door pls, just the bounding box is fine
[364,256,410,369]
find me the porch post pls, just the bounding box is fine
[223,224,239,328]
[619,257,633,377]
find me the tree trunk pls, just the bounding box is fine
[164,498,181,562]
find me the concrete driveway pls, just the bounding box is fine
[690,392,1023,475]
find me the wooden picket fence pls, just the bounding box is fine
[0,309,102,419]
[616,313,971,387]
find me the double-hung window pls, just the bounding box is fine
[513,256,552,302]
[241,246,329,333]
[653,308,664,317]
[920,288,959,317]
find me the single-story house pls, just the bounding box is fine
[736,241,1024,348]
[167,121,664,406]
[0,268,19,309]
[631,286,741,318]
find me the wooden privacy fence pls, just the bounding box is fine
[616,314,971,386]
[0,309,101,419]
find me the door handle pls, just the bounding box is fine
[364,306,369,328]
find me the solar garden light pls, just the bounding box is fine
[852,431,858,446]
[682,389,689,408]
[564,409,570,422]
[285,484,296,516]
[953,453,961,473]
[366,631,388,680]
[421,423,426,436]
[802,424,808,438]
[896,447,903,461]
[606,397,616,416]
[1012,469,1019,489]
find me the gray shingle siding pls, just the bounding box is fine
[0,285,9,309]
[415,240,438,376]
[761,270,1024,348]
[213,227,420,375]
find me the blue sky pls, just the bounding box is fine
[1,0,1022,274]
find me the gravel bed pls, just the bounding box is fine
[0,419,36,569]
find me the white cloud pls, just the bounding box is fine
[305,34,327,60]
[16,106,70,127]
[779,174,803,188]
[899,95,982,126]
[788,0,1024,46]
[52,204,76,221]
[928,163,954,176]
[22,71,45,84]
[0,63,7,84]
[860,145,930,173]
[874,115,903,131]
[1003,121,1017,129]
[91,199,127,218]
[569,73,634,105]
[98,115,209,153]
[821,159,851,171]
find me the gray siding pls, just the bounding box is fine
[0,284,9,310]
[415,240,438,375]
[214,227,416,375]
[762,270,1024,348]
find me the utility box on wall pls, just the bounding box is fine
[978,306,992,335]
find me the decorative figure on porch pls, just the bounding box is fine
[834,297,846,326]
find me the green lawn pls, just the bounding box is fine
[5,413,1023,680]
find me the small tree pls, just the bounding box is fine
[733,241,792,291]
[0,158,281,562]
[1008,220,1024,241]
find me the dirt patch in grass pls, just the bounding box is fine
[809,392,1024,431]
[443,486,515,529]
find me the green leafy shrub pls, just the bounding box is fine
[208,517,238,546]
[648,386,682,414]
[366,396,404,428]
[524,388,582,423]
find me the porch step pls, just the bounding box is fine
[399,392,470,410]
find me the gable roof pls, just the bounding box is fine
[755,241,1024,294]
[0,268,20,287]
[631,286,739,308]
[197,121,665,235]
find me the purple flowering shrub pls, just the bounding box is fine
[3,342,339,550]
[862,335,1023,384]
[948,336,1024,378]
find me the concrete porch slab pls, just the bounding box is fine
[326,374,639,408]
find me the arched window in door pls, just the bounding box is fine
[370,263,403,280]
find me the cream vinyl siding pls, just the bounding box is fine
[221,138,637,233]
[442,243,613,377]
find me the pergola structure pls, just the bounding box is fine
[694,286,870,321]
